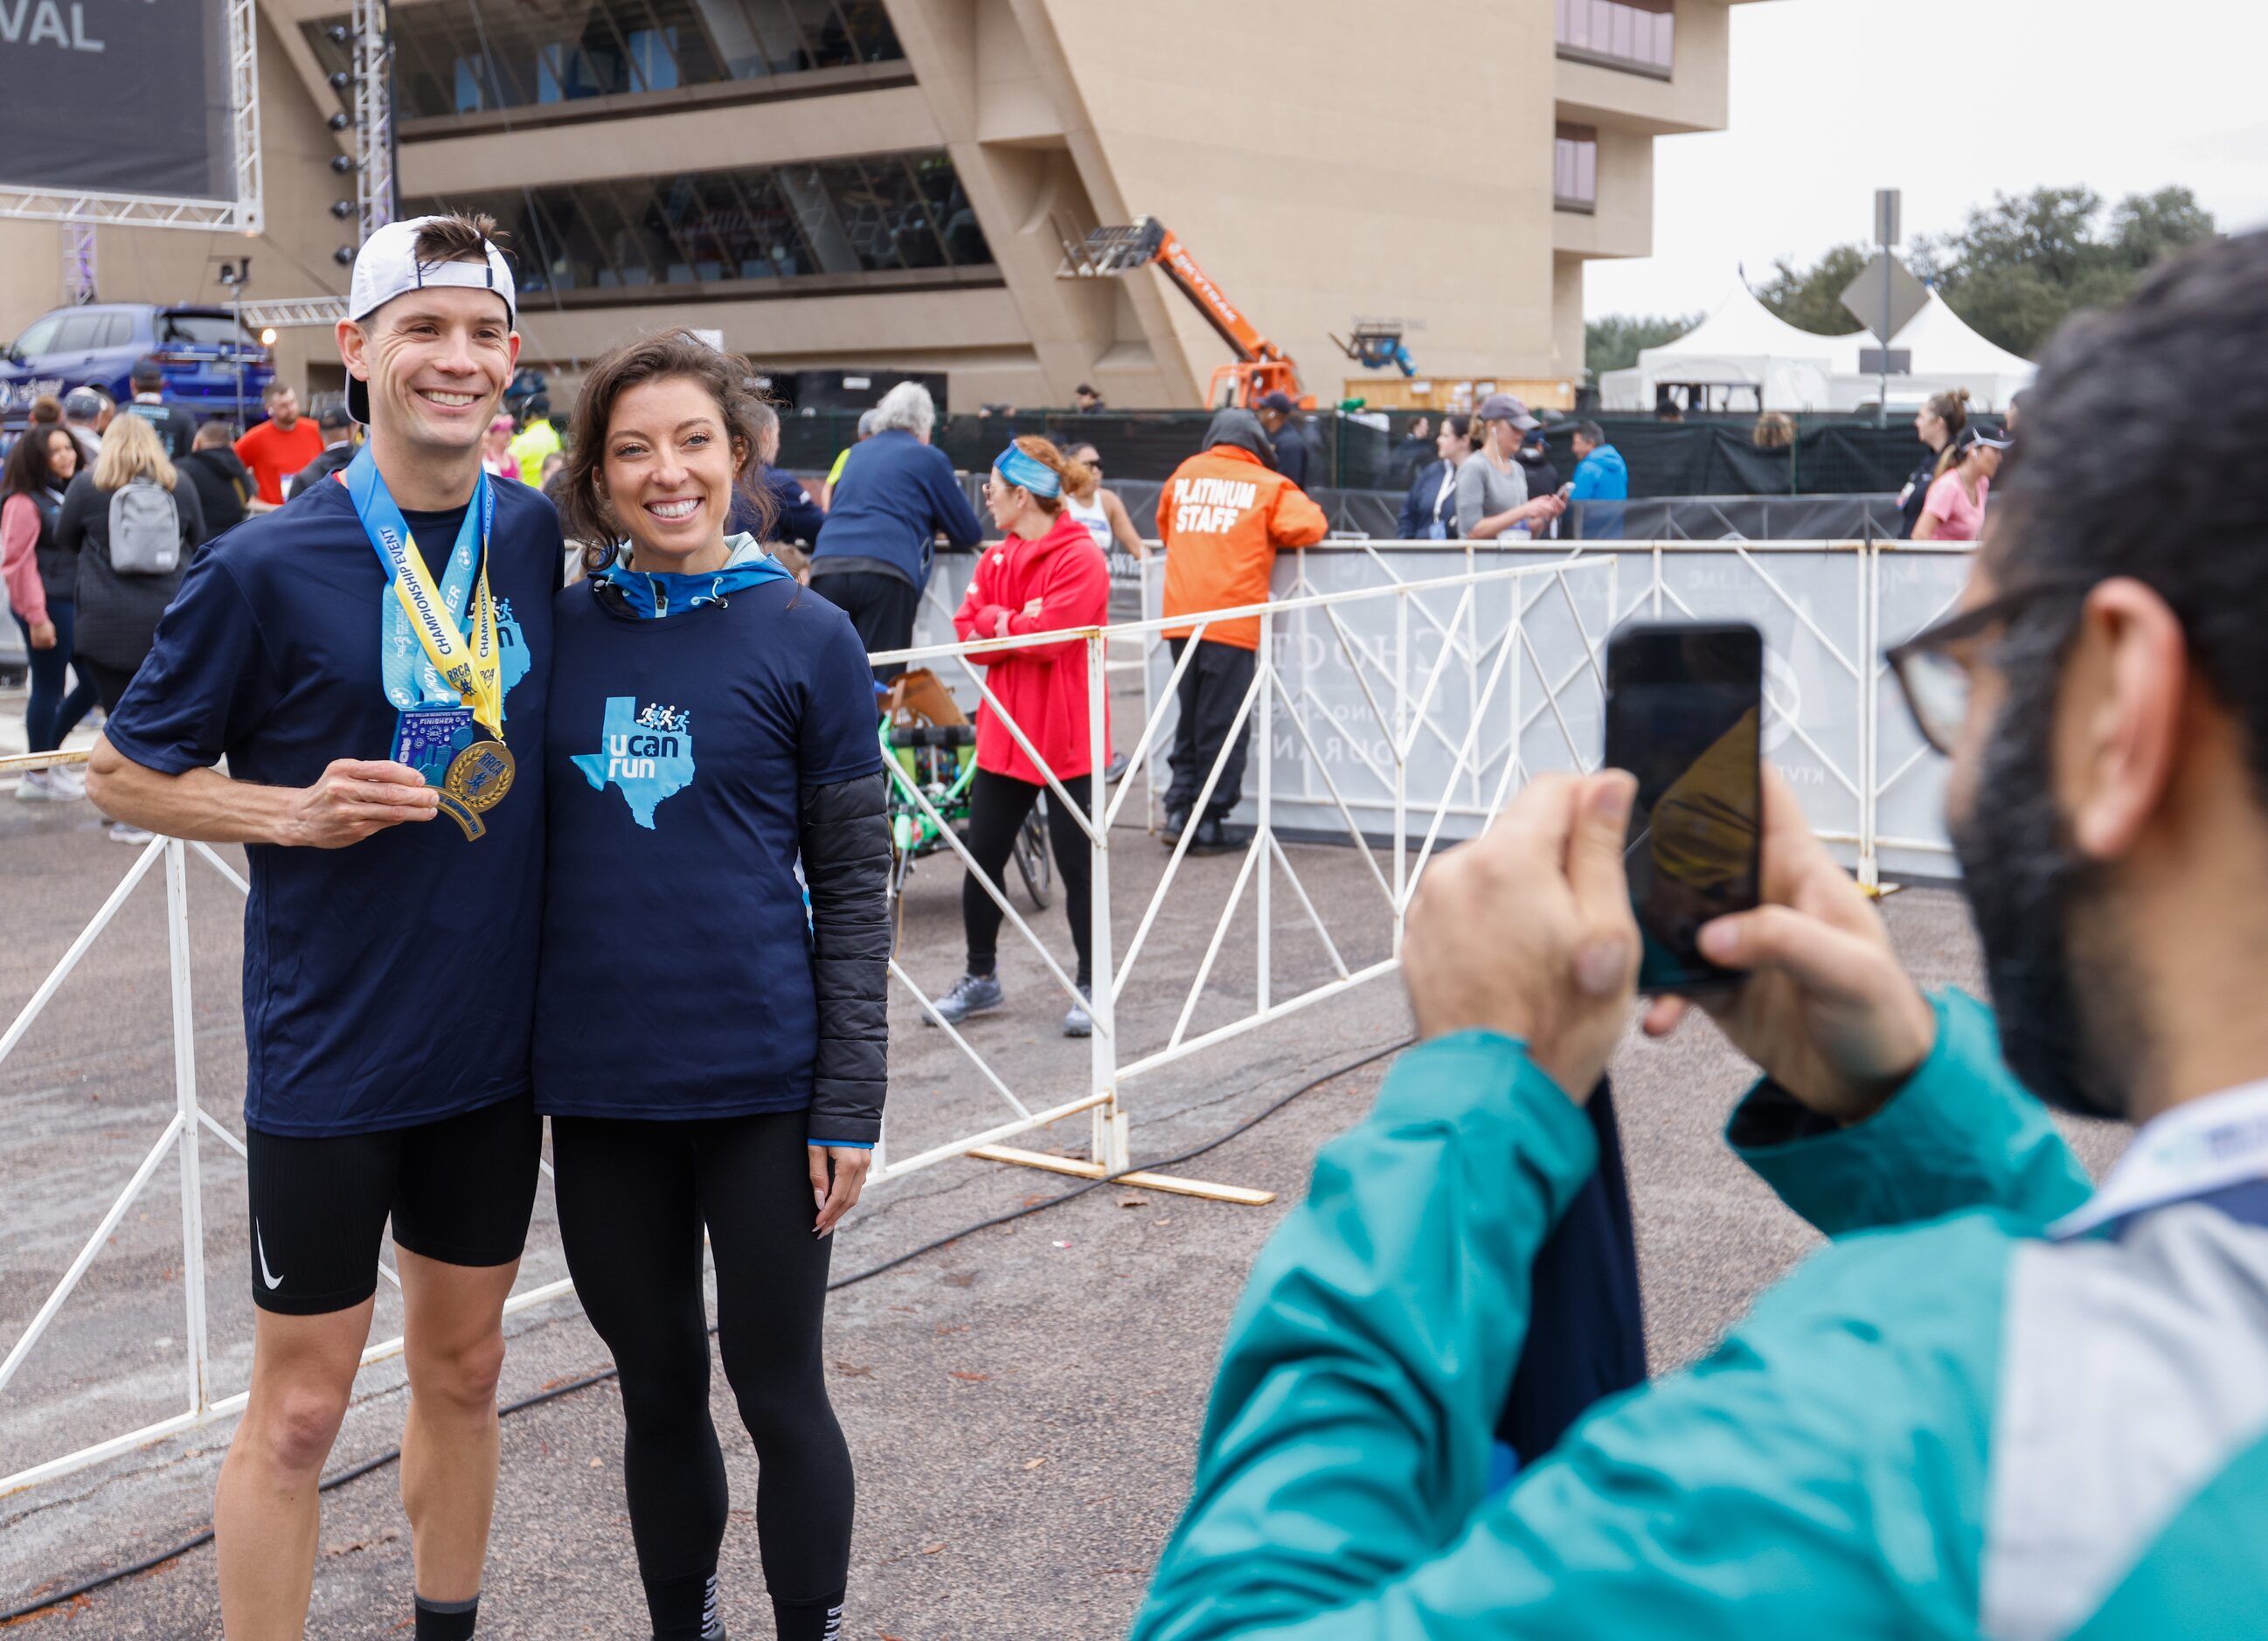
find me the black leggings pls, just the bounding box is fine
[961,766,1094,987]
[551,1111,851,1623]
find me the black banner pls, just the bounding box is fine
[0,0,232,200]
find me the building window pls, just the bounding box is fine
[1556,0,1675,78]
[308,0,903,126]
[402,151,995,299]
[1555,122,1598,212]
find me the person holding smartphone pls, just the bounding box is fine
[542,331,890,1641]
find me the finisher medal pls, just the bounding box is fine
[435,740,517,842]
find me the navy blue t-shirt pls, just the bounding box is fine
[535,576,881,1119]
[102,474,559,1137]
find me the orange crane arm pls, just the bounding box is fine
[1148,226,1284,367]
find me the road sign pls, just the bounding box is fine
[1840,252,1929,343]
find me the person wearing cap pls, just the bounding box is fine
[123,357,198,460]
[60,385,106,469]
[508,392,561,484]
[1912,425,2008,543]
[233,380,325,506]
[1155,408,1329,854]
[86,211,560,1641]
[281,403,360,500]
[1457,394,1567,542]
[1254,390,1313,490]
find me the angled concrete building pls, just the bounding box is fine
[0,0,1765,409]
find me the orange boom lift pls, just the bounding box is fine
[1060,218,1312,411]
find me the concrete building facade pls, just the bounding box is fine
[0,0,1762,410]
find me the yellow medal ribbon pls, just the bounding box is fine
[388,536,505,741]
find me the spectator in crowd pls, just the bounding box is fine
[808,382,982,682]
[1136,226,2268,1641]
[2,423,94,801]
[61,386,107,469]
[1899,387,1971,540]
[1155,408,1328,854]
[282,405,358,500]
[1072,383,1106,414]
[482,413,519,481]
[1397,414,1471,541]
[1515,428,1564,540]
[1063,441,1147,560]
[58,413,208,839]
[2006,386,2030,437]
[1912,425,2008,543]
[1254,391,1313,490]
[1390,415,1435,489]
[1457,395,1564,541]
[176,419,255,537]
[727,400,827,548]
[1564,419,1631,541]
[509,392,562,484]
[25,392,62,430]
[931,437,1113,1035]
[1752,410,1797,451]
[820,407,880,511]
[232,381,323,505]
[122,358,197,460]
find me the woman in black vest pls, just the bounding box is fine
[2,424,98,802]
[57,411,208,716]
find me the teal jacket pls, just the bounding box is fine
[1136,993,2268,1638]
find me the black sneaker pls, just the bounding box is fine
[1187,815,1251,855]
[1161,807,1189,846]
[925,972,1004,1025]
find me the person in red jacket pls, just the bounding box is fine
[932,437,1112,1036]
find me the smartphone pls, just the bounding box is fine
[1603,623,1765,994]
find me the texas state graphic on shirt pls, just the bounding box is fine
[572,697,696,829]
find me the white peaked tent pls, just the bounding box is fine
[1599,285,1864,412]
[1826,292,2036,412]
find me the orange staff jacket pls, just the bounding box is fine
[1156,445,1328,651]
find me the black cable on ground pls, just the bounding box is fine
[0,1035,1412,1626]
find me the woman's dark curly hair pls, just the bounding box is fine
[559,330,775,572]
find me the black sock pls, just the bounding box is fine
[645,1568,725,1640]
[414,1593,479,1641]
[773,1591,845,1641]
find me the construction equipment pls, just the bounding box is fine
[1331,319,1418,377]
[1059,218,1310,410]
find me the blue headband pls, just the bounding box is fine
[994,445,1062,499]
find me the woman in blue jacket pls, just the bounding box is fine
[1395,414,1472,540]
[541,332,891,1641]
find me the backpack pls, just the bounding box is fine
[107,477,182,576]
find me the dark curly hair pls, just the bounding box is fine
[560,330,774,572]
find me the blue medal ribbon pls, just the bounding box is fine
[343,446,501,724]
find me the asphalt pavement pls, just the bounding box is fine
[0,689,2129,1638]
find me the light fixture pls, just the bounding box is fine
[330,154,356,174]
[328,69,352,92]
[335,246,357,266]
[330,199,355,219]
[328,111,350,131]
[325,23,350,43]
[260,327,279,347]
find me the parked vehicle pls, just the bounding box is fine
[0,305,273,430]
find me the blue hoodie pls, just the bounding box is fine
[809,427,983,589]
[1568,443,1629,502]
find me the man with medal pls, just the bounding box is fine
[1139,229,2268,1638]
[88,214,559,1641]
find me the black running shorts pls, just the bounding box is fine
[243,1096,543,1316]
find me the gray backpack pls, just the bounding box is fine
[107,477,182,576]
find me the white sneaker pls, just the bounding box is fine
[107,821,154,845]
[46,765,86,801]
[13,769,52,802]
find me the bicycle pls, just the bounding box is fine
[879,668,1051,942]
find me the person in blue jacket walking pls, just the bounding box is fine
[1138,228,2268,1638]
[807,380,982,681]
[1564,419,1628,542]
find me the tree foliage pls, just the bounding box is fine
[1753,186,2217,360]
[1586,313,1703,379]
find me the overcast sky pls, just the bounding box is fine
[1584,0,2268,321]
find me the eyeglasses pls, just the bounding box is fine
[1884,574,2094,756]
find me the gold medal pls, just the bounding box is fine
[435,740,516,841]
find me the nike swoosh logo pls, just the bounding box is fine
[256,1222,284,1291]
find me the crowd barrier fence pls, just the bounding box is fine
[0,540,1962,1499]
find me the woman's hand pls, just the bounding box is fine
[1642,765,1935,1125]
[27,620,56,650]
[993,606,1013,639]
[810,1144,872,1236]
[1022,596,1044,618]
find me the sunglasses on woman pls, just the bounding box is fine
[1884,573,2096,756]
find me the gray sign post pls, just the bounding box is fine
[1838,190,1929,428]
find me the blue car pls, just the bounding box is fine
[0,303,274,429]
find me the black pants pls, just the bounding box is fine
[1497,1079,1647,1463]
[1164,637,1258,820]
[551,1111,852,1622]
[813,568,921,682]
[962,767,1093,988]
[78,657,141,716]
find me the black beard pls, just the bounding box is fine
[1948,678,2132,1120]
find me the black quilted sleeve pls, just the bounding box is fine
[800,769,891,1145]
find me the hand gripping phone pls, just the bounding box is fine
[1603,623,1765,994]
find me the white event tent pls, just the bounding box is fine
[1599,282,2035,413]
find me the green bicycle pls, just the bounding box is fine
[880,673,1051,937]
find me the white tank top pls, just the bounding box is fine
[1065,490,1112,550]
